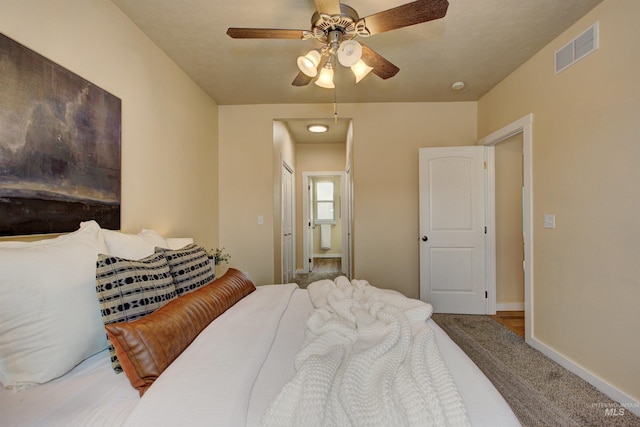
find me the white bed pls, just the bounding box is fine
[1,283,520,427]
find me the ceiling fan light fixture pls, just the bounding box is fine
[228,0,450,90]
[297,49,321,77]
[307,124,329,133]
[351,59,373,83]
[337,40,362,67]
[315,63,335,89]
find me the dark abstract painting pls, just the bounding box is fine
[0,33,121,236]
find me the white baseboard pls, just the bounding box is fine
[312,254,342,258]
[528,336,640,417]
[496,303,524,311]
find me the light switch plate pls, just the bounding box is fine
[544,214,556,229]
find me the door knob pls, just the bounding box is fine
[421,236,428,242]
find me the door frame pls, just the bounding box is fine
[478,113,533,343]
[301,171,349,275]
[281,161,295,283]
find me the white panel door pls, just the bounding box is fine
[419,147,487,314]
[282,164,294,283]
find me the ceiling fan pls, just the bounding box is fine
[227,0,449,88]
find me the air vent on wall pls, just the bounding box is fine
[555,22,599,74]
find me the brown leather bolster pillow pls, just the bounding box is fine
[105,268,256,396]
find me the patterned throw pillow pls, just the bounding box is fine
[95,252,177,372]
[155,244,215,296]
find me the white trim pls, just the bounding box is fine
[496,303,525,311]
[302,173,312,273]
[478,113,533,342]
[484,147,496,314]
[529,338,640,417]
[281,160,295,283]
[312,253,342,258]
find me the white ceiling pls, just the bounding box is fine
[111,0,602,106]
[110,0,601,143]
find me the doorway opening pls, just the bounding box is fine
[480,114,533,343]
[301,172,348,284]
[492,134,525,337]
[272,118,354,286]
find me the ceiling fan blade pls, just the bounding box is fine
[292,55,329,86]
[292,72,313,87]
[314,0,342,15]
[361,44,400,80]
[361,0,449,35]
[226,28,306,39]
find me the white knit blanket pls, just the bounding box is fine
[262,277,470,427]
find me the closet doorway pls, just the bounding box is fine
[480,114,533,342]
[494,134,525,313]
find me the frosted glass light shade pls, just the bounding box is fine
[315,66,335,89]
[297,50,321,77]
[307,124,329,133]
[337,40,362,67]
[351,59,373,83]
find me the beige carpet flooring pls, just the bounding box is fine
[432,314,640,427]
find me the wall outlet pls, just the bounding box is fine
[544,214,556,229]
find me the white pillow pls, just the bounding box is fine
[0,221,108,389]
[166,237,194,250]
[102,228,169,260]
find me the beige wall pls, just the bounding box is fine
[495,135,524,307]
[219,102,477,293]
[0,0,219,246]
[478,0,640,401]
[352,103,478,298]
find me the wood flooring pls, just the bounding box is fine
[292,258,342,288]
[312,258,341,273]
[491,311,525,338]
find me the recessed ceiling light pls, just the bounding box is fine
[307,124,329,133]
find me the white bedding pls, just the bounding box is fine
[0,349,137,426]
[0,283,520,427]
[263,278,469,426]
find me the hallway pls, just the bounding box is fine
[293,258,342,288]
